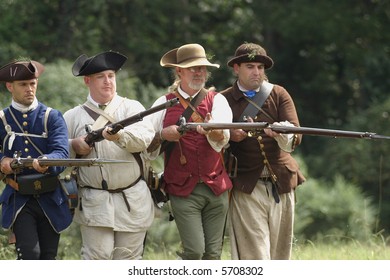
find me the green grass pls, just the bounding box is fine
[142,240,390,260]
[2,233,390,260]
[2,216,390,260]
[292,239,390,260]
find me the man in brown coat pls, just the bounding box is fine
[220,42,306,260]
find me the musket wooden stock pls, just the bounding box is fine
[179,122,390,140]
[84,97,179,146]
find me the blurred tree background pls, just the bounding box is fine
[1,0,390,258]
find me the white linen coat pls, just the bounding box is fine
[64,94,155,232]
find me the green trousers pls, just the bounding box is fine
[169,183,229,260]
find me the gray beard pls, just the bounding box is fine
[188,81,205,91]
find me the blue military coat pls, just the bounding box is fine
[0,103,72,233]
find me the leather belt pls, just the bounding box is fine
[259,177,272,182]
[82,175,142,212]
[259,177,280,203]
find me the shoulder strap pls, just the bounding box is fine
[82,105,101,122]
[0,110,6,126]
[83,96,126,130]
[174,88,207,123]
[82,102,116,128]
[0,110,7,153]
[44,107,52,137]
[238,81,274,121]
[162,90,208,160]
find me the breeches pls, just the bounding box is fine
[229,180,295,260]
[13,198,60,260]
[80,225,147,260]
[169,183,229,260]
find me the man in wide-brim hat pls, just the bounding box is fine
[227,42,274,69]
[0,59,72,259]
[220,42,305,260]
[145,43,233,260]
[160,43,220,69]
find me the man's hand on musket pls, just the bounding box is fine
[196,113,224,142]
[33,156,49,173]
[0,157,13,174]
[165,125,182,142]
[264,122,282,138]
[102,126,121,142]
[230,115,254,142]
[72,136,93,155]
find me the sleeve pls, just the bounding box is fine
[45,109,70,174]
[142,96,168,160]
[207,93,233,152]
[114,100,156,153]
[274,86,302,150]
[273,121,296,153]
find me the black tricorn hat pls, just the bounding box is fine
[72,51,127,76]
[0,60,45,82]
[227,43,274,69]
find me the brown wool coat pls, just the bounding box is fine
[220,81,306,194]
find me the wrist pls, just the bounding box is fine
[208,129,224,141]
[159,129,165,141]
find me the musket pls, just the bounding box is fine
[178,121,390,140]
[84,97,179,146]
[10,157,133,170]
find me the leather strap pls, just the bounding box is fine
[82,175,142,212]
[162,90,208,162]
[238,81,274,122]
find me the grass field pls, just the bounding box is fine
[141,240,390,260]
[2,218,390,260]
[2,235,390,260]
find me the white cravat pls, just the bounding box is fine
[11,97,38,113]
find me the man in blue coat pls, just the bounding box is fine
[0,59,72,259]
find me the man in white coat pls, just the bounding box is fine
[64,51,155,260]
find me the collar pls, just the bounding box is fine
[11,97,39,113]
[87,92,117,107]
[237,80,260,93]
[178,85,201,100]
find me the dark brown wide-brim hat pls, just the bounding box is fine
[160,43,220,68]
[0,60,45,82]
[227,43,274,69]
[72,51,127,76]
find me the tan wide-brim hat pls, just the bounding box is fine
[72,51,127,76]
[227,42,274,69]
[0,60,45,82]
[160,43,220,68]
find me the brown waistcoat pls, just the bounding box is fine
[220,82,306,194]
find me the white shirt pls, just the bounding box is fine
[145,87,233,160]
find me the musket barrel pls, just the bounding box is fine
[181,122,269,131]
[84,98,179,146]
[179,122,390,140]
[269,125,390,139]
[10,158,133,169]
